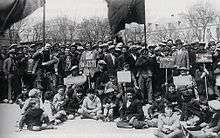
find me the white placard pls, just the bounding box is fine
[117,71,131,83]
[173,75,193,86]
[208,100,220,111]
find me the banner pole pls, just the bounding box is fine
[43,3,46,46]
[204,63,208,100]
[144,0,147,49]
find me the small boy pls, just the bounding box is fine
[103,90,116,122]
[44,91,66,125]
[64,86,84,120]
[18,89,53,131]
[16,87,29,109]
[78,89,102,120]
[53,85,66,112]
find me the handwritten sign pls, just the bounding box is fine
[173,75,193,87]
[117,71,131,83]
[79,60,96,68]
[196,53,212,63]
[160,57,175,68]
[208,100,220,111]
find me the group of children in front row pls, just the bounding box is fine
[15,78,220,138]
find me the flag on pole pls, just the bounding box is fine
[106,0,145,35]
[0,0,45,33]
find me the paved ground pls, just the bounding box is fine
[0,104,157,138]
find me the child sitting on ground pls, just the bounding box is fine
[64,85,84,120]
[18,89,53,131]
[16,87,29,109]
[44,91,66,125]
[102,89,116,122]
[78,89,102,120]
[52,85,67,124]
[155,102,183,137]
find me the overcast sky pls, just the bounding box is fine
[30,0,220,23]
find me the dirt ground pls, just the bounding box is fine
[0,104,157,138]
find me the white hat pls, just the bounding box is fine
[98,60,107,65]
[70,65,78,71]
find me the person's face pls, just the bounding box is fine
[177,43,182,49]
[167,41,173,46]
[33,102,40,109]
[169,86,175,92]
[9,53,14,58]
[88,93,95,99]
[23,48,28,53]
[180,70,188,75]
[22,89,28,94]
[71,47,77,52]
[165,106,172,116]
[122,48,127,53]
[123,65,130,71]
[127,93,133,101]
[98,48,103,52]
[72,69,78,76]
[98,64,104,71]
[76,92,83,98]
[58,88,65,95]
[65,49,70,55]
[44,45,50,51]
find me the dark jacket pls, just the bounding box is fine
[120,99,144,121]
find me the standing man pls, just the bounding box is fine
[172,39,190,70]
[104,45,117,76]
[3,49,21,103]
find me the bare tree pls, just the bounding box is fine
[182,2,217,41]
[77,17,111,44]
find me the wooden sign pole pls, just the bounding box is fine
[203,64,208,100]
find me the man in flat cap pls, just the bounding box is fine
[3,49,21,103]
[172,39,190,70]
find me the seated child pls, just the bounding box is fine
[64,86,84,120]
[16,87,29,109]
[18,94,51,131]
[155,102,183,137]
[52,85,67,123]
[53,85,66,112]
[21,88,42,115]
[102,89,116,122]
[78,89,102,120]
[117,89,146,129]
[44,91,66,125]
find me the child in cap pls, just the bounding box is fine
[16,87,29,109]
[52,85,67,124]
[103,88,117,122]
[43,91,66,125]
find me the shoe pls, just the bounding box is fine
[3,99,8,103]
[9,100,13,104]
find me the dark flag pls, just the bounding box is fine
[106,0,145,35]
[0,0,45,33]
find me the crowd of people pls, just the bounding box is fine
[0,38,220,137]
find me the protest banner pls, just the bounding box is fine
[117,71,131,83]
[79,60,96,68]
[160,56,175,68]
[208,100,220,111]
[173,75,193,87]
[196,53,213,63]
